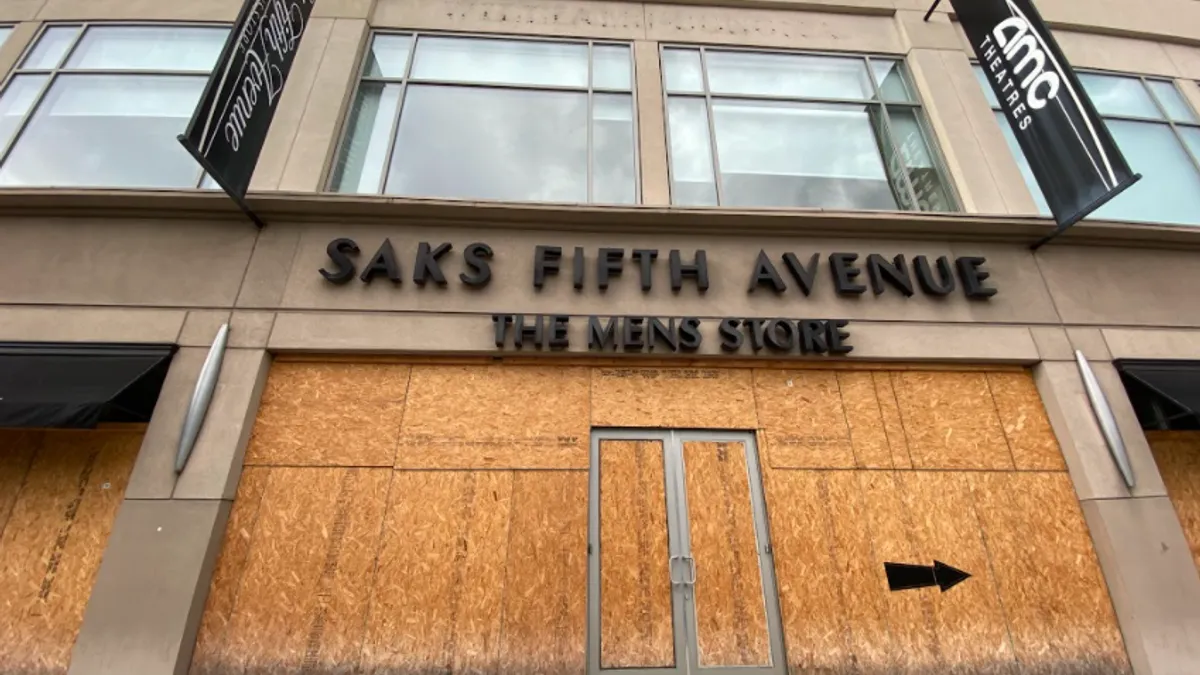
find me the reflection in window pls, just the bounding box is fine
[331,34,638,205]
[661,47,956,212]
[0,26,11,48]
[974,67,1200,226]
[0,24,227,188]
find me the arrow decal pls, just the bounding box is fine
[885,560,971,593]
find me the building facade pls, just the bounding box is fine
[0,0,1199,674]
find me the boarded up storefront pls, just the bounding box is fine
[190,360,1130,675]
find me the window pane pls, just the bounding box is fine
[364,34,412,78]
[662,48,703,93]
[1092,119,1200,225]
[871,59,914,102]
[411,36,588,88]
[592,93,636,204]
[993,111,1051,214]
[666,97,717,206]
[330,82,403,194]
[385,85,587,202]
[0,74,206,188]
[23,26,81,69]
[705,51,872,100]
[0,75,48,151]
[1182,127,1200,166]
[888,109,954,211]
[1078,73,1161,118]
[1147,80,1197,123]
[65,26,226,71]
[593,44,631,90]
[711,99,896,209]
[973,65,1000,107]
[0,27,12,48]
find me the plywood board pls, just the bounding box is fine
[839,371,894,469]
[754,370,854,469]
[220,467,390,673]
[1146,431,1200,573]
[592,368,757,430]
[874,372,914,469]
[893,372,1015,470]
[971,472,1130,675]
[497,472,589,675]
[599,440,673,668]
[987,372,1066,471]
[0,430,140,675]
[682,441,771,667]
[361,471,513,674]
[0,430,40,539]
[245,363,410,466]
[397,365,590,469]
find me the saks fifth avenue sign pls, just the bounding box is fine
[319,239,998,356]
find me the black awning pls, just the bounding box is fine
[0,343,175,429]
[1117,360,1200,430]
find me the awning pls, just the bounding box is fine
[1117,360,1200,429]
[0,343,175,428]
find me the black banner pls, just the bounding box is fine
[179,0,316,202]
[951,0,1140,231]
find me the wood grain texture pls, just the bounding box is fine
[1147,431,1200,573]
[598,440,673,668]
[398,365,590,469]
[893,372,1015,471]
[592,367,757,429]
[0,430,41,542]
[245,363,410,466]
[755,369,855,469]
[683,440,771,667]
[874,372,914,470]
[0,430,140,675]
[840,372,896,469]
[987,372,1066,471]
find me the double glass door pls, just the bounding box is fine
[587,430,786,675]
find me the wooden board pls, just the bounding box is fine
[893,372,1015,471]
[987,372,1066,471]
[754,370,855,469]
[591,368,757,429]
[599,440,674,668]
[397,364,590,469]
[873,372,914,469]
[0,430,41,541]
[1147,431,1200,573]
[0,430,140,675]
[682,441,771,667]
[245,363,411,466]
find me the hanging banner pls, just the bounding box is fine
[178,0,316,204]
[951,0,1140,232]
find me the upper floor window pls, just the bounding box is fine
[662,47,956,212]
[0,26,12,48]
[0,24,227,189]
[331,33,638,204]
[974,67,1200,226]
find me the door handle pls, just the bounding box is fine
[684,556,697,585]
[669,555,685,585]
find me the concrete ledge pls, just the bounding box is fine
[0,306,185,344]
[1102,328,1200,361]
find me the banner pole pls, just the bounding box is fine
[923,0,943,21]
[178,134,267,229]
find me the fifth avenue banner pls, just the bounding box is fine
[951,0,1140,229]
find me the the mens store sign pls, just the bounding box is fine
[179,0,315,198]
[953,0,1139,229]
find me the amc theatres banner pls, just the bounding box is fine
[951,0,1140,229]
[179,0,315,200]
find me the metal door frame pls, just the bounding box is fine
[586,429,787,675]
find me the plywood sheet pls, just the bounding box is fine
[497,472,589,675]
[361,471,513,674]
[874,372,914,469]
[754,370,854,469]
[987,372,1066,471]
[893,372,1015,470]
[592,368,757,429]
[683,441,771,667]
[245,363,410,466]
[599,440,673,668]
[971,472,1130,675]
[1147,431,1200,573]
[397,365,590,469]
[0,430,41,538]
[0,430,140,675]
[839,371,894,469]
[220,467,390,673]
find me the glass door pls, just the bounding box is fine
[587,430,785,675]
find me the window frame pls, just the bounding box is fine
[658,43,961,212]
[0,20,230,190]
[328,30,642,204]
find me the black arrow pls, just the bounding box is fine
[885,560,971,593]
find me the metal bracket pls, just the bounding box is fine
[923,0,943,21]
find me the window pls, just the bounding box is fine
[0,24,227,189]
[0,26,12,48]
[974,67,1200,226]
[331,33,638,205]
[661,47,956,212]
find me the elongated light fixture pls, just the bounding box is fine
[176,323,230,473]
[1074,349,1135,488]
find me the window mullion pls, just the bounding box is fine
[1149,78,1200,180]
[697,46,725,207]
[587,41,594,204]
[0,72,57,169]
[54,23,89,70]
[375,33,419,195]
[865,56,920,211]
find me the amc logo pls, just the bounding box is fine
[990,16,1061,111]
